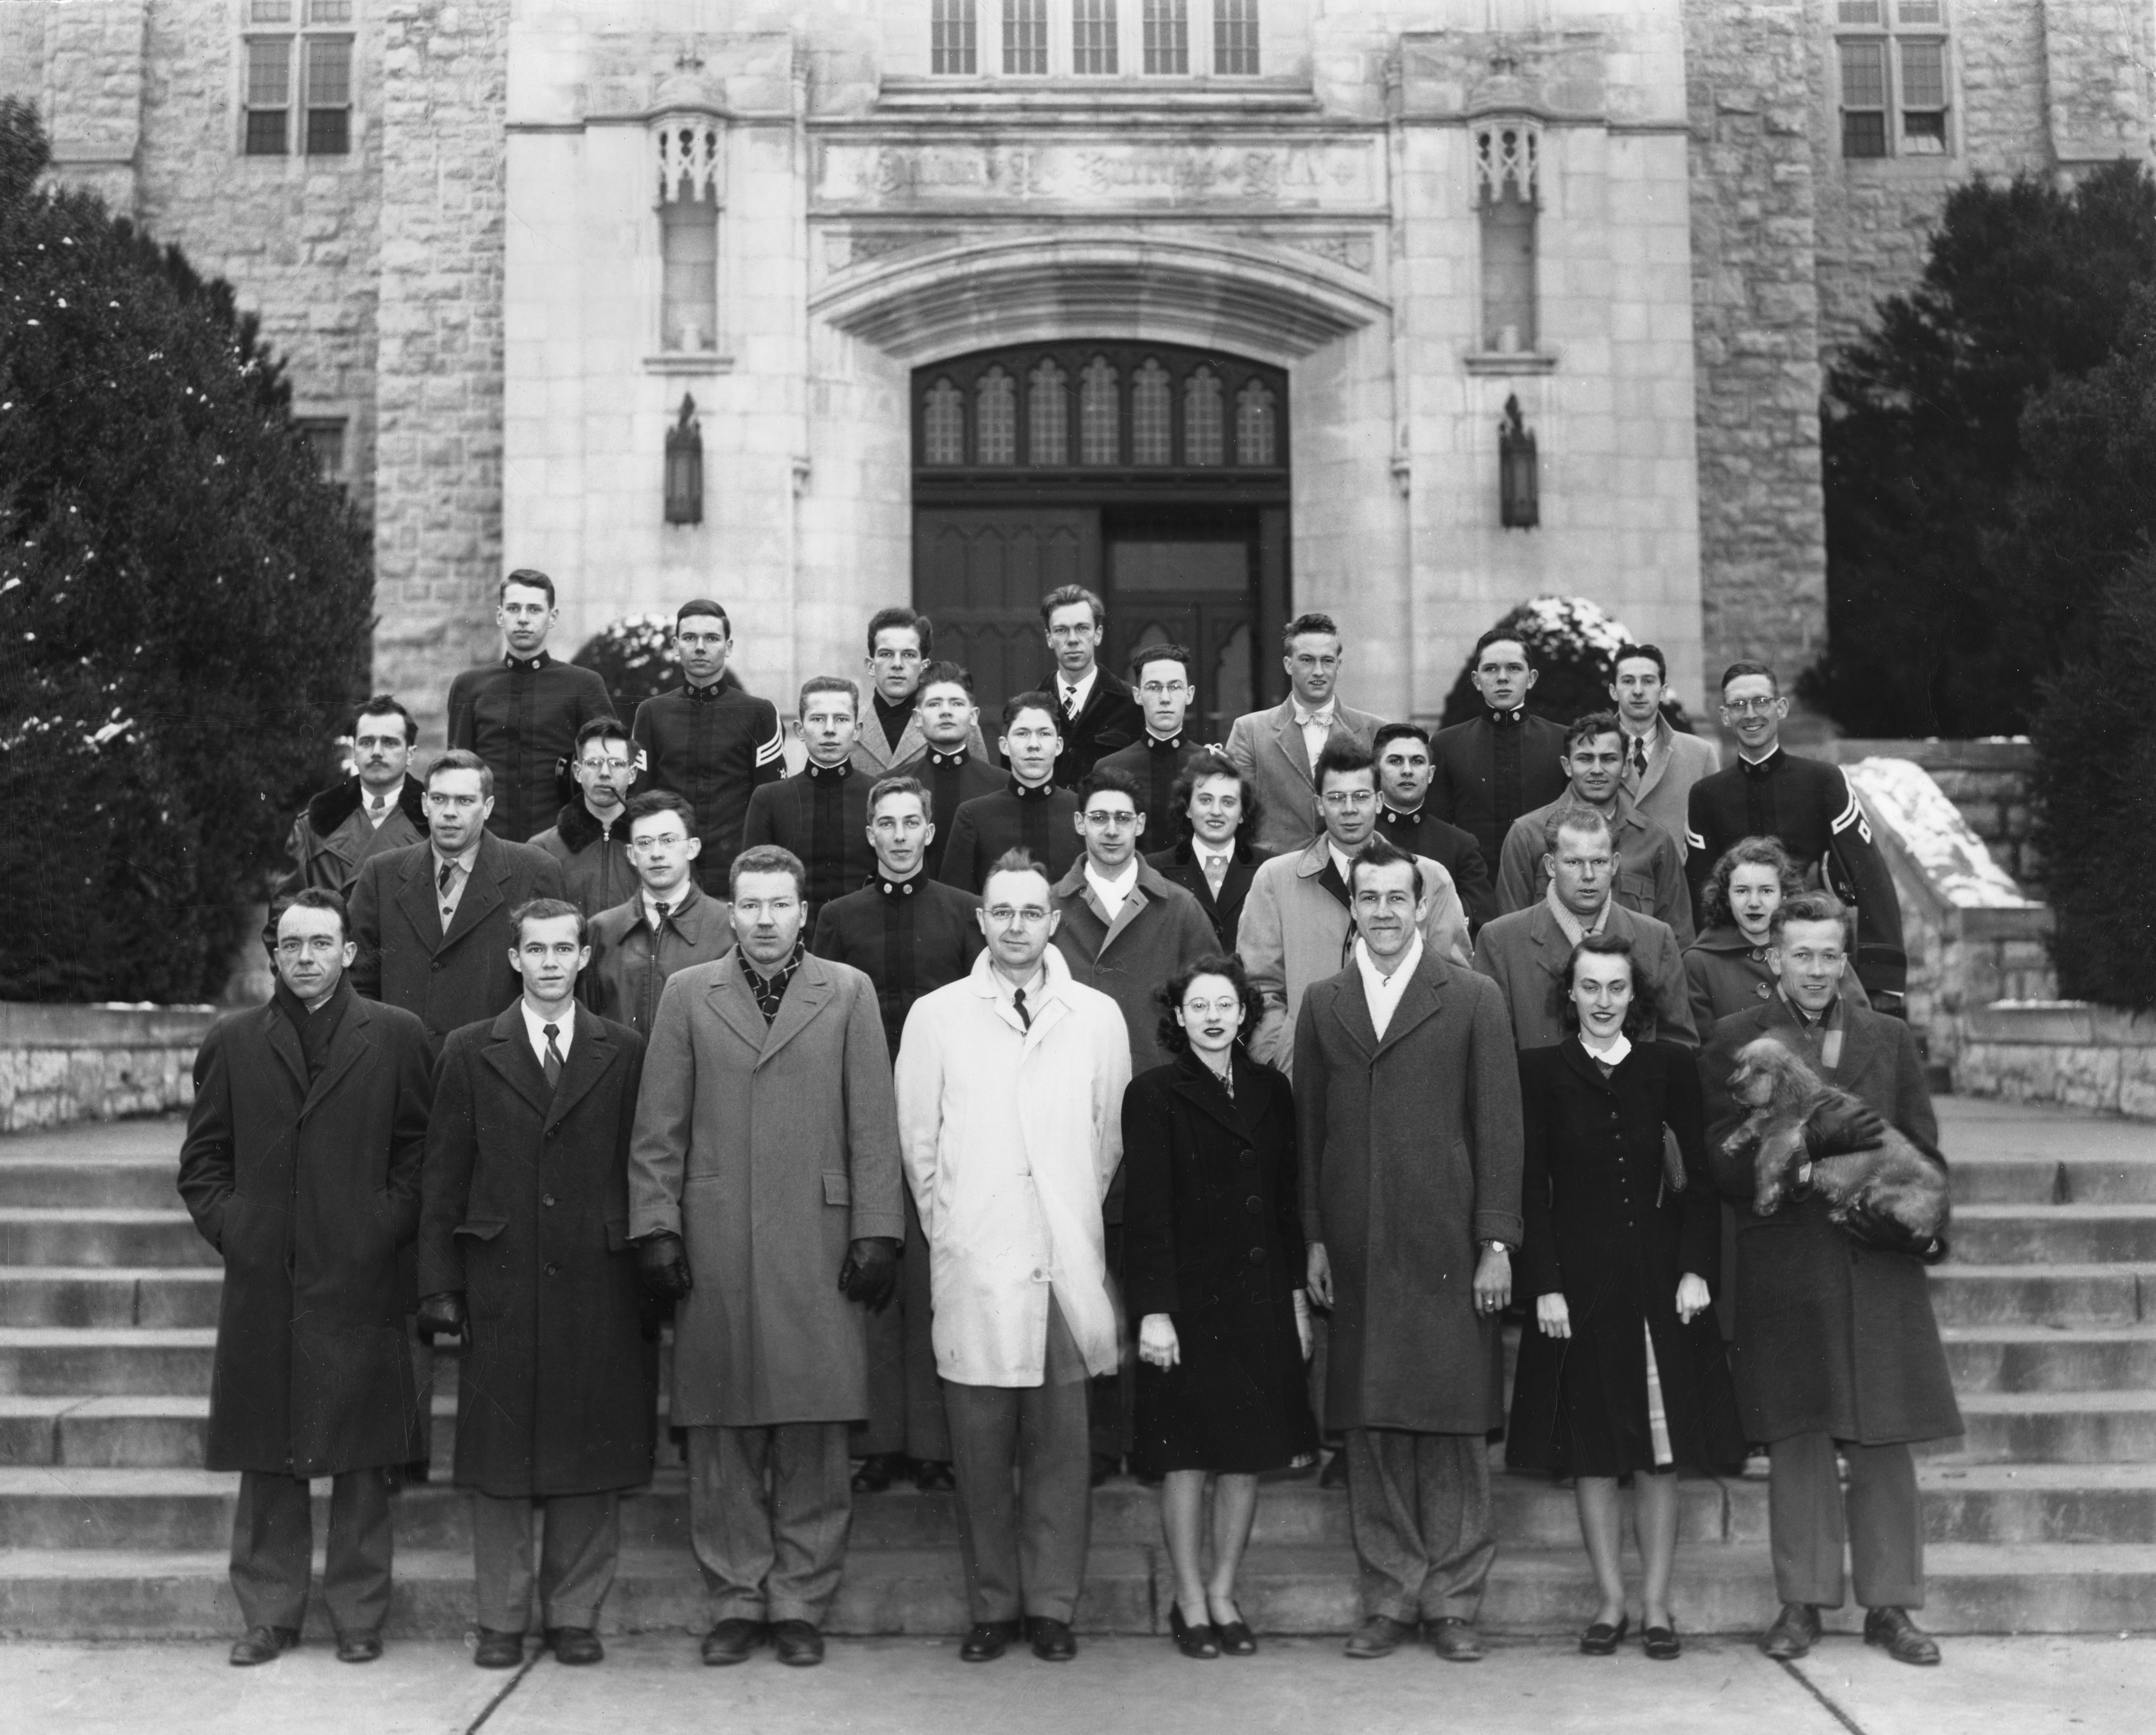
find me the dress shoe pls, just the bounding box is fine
[229,1625,299,1667]
[1169,1602,1218,1659]
[1210,1602,1257,1657]
[547,1627,604,1666]
[701,1619,767,1665]
[1088,1453,1121,1488]
[1579,1614,1629,1656]
[959,1619,1019,1662]
[1760,1602,1822,1660]
[1027,1616,1077,1661]
[1863,1606,1940,1666]
[772,1620,825,1667]
[473,1628,525,1669]
[335,1630,382,1664]
[1642,1622,1681,1661]
[912,1458,957,1493]
[1343,1613,1411,1660]
[851,1453,901,1494]
[1427,1617,1484,1662]
[1319,1452,1350,1490]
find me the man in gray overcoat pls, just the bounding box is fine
[629,844,906,1669]
[177,888,433,1667]
[1702,892,1960,1668]
[1295,837,1524,1664]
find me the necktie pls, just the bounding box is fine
[1065,687,1081,719]
[368,794,388,825]
[541,1022,564,1089]
[1013,987,1031,1031]
[1629,735,1649,778]
[652,900,670,930]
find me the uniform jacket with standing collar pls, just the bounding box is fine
[529,798,640,918]
[894,747,1005,883]
[1235,836,1472,1076]
[1374,802,1497,931]
[1093,732,1208,847]
[811,872,984,1056]
[583,879,735,1036]
[1427,710,1571,866]
[741,759,877,924]
[278,774,429,901]
[1684,746,1907,1000]
[850,697,989,778]
[1470,897,1697,1052]
[894,947,1132,1386]
[1223,696,1383,857]
[347,829,568,1048]
[937,780,1083,893]
[446,652,616,844]
[631,679,785,894]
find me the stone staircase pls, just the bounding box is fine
[0,1099,2152,1640]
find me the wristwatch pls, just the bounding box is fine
[1479,1238,1513,1256]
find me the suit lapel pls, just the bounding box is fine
[298,999,373,1122]
[760,963,832,1068]
[440,833,507,951]
[395,845,442,950]
[1170,1063,1245,1142]
[263,1006,308,1099]
[1271,703,1312,786]
[707,960,772,1055]
[1371,956,1445,1061]
[545,1007,616,1130]
[1558,1034,1616,1095]
[1328,973,1379,1061]
[480,1006,556,1118]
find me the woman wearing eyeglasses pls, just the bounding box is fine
[1124,954,1318,1660]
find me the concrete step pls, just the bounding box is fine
[0,1210,216,1270]
[2,1538,2151,1640]
[0,1269,223,1329]
[1949,1205,2156,1266]
[0,1329,217,1397]
[1941,1325,2156,1393]
[0,1160,179,1212]
[1950,1154,2156,1207]
[0,1394,459,1470]
[9,1461,2156,1555]
[1928,1263,2151,1329]
[1926,1391,2156,1465]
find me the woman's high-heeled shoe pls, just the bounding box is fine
[1642,1620,1681,1660]
[1169,1602,1219,1659]
[1209,1601,1257,1657]
[1579,1614,1629,1656]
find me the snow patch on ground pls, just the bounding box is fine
[1844,756,2038,909]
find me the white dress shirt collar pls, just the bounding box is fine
[1354,933,1424,1041]
[520,999,574,1066]
[1084,857,1141,924]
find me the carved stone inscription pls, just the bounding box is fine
[814,137,1382,212]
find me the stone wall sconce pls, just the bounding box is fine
[665,394,703,525]
[1499,394,1538,530]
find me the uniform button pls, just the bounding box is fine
[542,1194,556,1207]
[1245,1195,1263,1215]
[1247,1247,1267,1266]
[431,961,443,972]
[546,1263,560,1277]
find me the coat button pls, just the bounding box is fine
[1245,1195,1263,1215]
[431,961,443,972]
[1247,1247,1267,1266]
[545,1263,560,1277]
[1239,1149,1256,1167]
[542,1194,556,1207]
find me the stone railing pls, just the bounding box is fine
[0,1003,220,1133]
[1827,738,2039,892]
[1957,1003,2156,1121]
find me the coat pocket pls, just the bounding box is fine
[453,1219,509,1242]
[823,1173,851,1206]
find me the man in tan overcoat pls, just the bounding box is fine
[628,844,905,1669]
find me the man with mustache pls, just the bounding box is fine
[279,696,429,900]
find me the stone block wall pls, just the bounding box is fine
[1957,1001,2156,1121]
[38,0,144,216]
[370,0,510,742]
[1682,0,1826,689]
[1832,738,2041,891]
[0,1004,218,1133]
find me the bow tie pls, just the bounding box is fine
[1739,751,1781,780]
[1294,706,1334,729]
[1486,708,1523,728]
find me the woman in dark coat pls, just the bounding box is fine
[1685,836,1871,1033]
[1125,953,1318,1660]
[1507,933,1742,1660]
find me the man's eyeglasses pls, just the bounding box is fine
[579,757,634,775]
[630,832,689,852]
[1720,697,1782,716]
[1083,810,1138,828]
[1320,790,1377,809]
[986,906,1052,925]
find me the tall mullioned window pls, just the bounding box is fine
[1476,122,1539,352]
[1213,0,1259,74]
[1003,0,1049,73]
[1836,0,1952,159]
[1143,0,1189,74]
[932,0,979,75]
[658,122,723,352]
[1073,0,1118,74]
[241,0,355,157]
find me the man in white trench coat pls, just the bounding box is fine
[895,847,1132,1665]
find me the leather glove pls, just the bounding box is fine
[637,1231,693,1301]
[1805,1097,1887,1161]
[414,1291,468,1350]
[838,1236,901,1313]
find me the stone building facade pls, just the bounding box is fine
[8,0,2152,739]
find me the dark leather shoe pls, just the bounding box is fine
[1864,1606,1940,1666]
[912,1458,957,1493]
[1319,1452,1349,1490]
[1580,1614,1629,1656]
[547,1626,604,1666]
[1343,1613,1411,1659]
[1643,1622,1681,1661]
[1169,1602,1218,1659]
[335,1630,382,1664]
[229,1625,299,1666]
[1027,1616,1077,1661]
[474,1628,525,1669]
[1212,1606,1257,1657]
[1761,1602,1822,1660]
[960,1619,1018,1662]
[851,1453,901,1494]
[772,1620,825,1667]
[1427,1616,1484,1662]
[701,1619,767,1665]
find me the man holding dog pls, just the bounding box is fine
[1700,891,1959,1668]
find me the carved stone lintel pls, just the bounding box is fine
[1277,232,1376,274]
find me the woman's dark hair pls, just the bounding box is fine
[1698,835,1803,931]
[1551,932,1663,1038]
[1167,749,1261,850]
[1155,952,1266,1057]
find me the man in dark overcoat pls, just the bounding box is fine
[278,694,428,900]
[811,774,982,1494]
[348,750,568,1049]
[1295,838,1524,1664]
[176,889,433,1667]
[584,792,735,1036]
[628,845,906,1669]
[1701,892,1960,1668]
[417,898,652,1670]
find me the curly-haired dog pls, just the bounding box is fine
[1721,1037,1949,1255]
